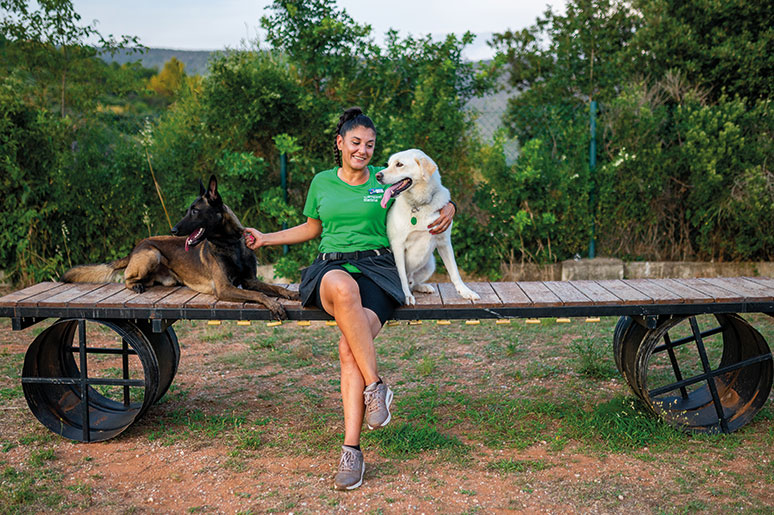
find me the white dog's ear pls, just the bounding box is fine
[416,156,438,177]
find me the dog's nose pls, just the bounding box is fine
[171,226,179,236]
[376,172,383,182]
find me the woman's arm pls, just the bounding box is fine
[427,201,457,235]
[244,217,322,250]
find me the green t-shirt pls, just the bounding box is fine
[303,165,392,253]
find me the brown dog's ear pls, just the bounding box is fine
[416,156,438,177]
[199,179,206,197]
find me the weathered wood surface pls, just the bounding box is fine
[1,278,773,322]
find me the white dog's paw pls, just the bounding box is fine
[404,294,416,306]
[458,287,480,301]
[413,283,435,294]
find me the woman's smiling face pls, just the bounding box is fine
[337,125,376,172]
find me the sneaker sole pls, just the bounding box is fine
[334,461,365,491]
[367,388,393,430]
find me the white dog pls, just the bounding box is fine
[377,149,480,305]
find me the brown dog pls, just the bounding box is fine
[62,176,298,319]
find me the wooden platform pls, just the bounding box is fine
[2,278,774,325]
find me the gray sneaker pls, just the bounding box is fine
[363,381,393,430]
[333,446,364,490]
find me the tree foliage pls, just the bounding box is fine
[478,0,773,271]
[1,0,141,115]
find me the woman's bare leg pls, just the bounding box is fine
[319,270,381,385]
[319,270,383,446]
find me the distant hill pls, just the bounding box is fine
[104,47,219,76]
[104,47,515,155]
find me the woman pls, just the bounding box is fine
[244,107,456,490]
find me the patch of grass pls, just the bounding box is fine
[487,458,551,475]
[397,385,466,427]
[28,448,56,467]
[524,361,565,379]
[0,461,64,512]
[0,351,23,378]
[0,385,22,400]
[464,396,560,449]
[569,336,617,379]
[283,409,340,454]
[201,329,234,343]
[147,408,247,444]
[415,355,436,377]
[363,422,467,459]
[570,396,684,452]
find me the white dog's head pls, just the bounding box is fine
[376,149,439,208]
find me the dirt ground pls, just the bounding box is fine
[1,313,772,514]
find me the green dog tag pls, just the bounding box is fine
[411,216,417,226]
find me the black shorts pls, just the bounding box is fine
[310,267,399,326]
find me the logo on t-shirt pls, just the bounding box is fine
[364,187,385,203]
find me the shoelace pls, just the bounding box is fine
[364,388,382,414]
[339,449,358,472]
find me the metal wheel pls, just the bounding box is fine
[629,314,772,433]
[613,316,649,400]
[22,318,162,442]
[136,321,180,403]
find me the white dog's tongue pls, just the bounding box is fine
[380,179,410,209]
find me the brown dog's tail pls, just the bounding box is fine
[61,257,130,283]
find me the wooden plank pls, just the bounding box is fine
[213,298,246,310]
[468,282,502,308]
[743,276,774,290]
[652,279,713,304]
[16,283,81,307]
[183,293,218,310]
[152,287,201,309]
[595,280,653,304]
[278,284,303,309]
[700,277,774,302]
[567,281,622,305]
[65,283,127,307]
[543,281,593,305]
[674,278,743,303]
[36,283,106,308]
[0,282,64,307]
[732,277,774,299]
[517,281,563,307]
[624,279,684,304]
[410,283,443,308]
[437,282,472,306]
[124,286,181,308]
[490,282,532,306]
[98,287,142,309]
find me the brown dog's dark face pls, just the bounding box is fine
[171,175,224,251]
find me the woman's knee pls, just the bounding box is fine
[321,273,361,308]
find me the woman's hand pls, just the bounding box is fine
[243,227,266,250]
[428,201,456,235]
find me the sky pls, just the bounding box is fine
[70,0,567,61]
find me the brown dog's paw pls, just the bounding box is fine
[285,290,301,301]
[130,284,146,293]
[267,300,288,321]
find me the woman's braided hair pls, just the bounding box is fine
[333,106,376,167]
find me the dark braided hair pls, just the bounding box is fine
[333,106,377,167]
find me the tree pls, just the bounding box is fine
[0,0,141,115]
[147,57,186,98]
[631,0,774,103]
[260,0,374,97]
[485,0,774,263]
